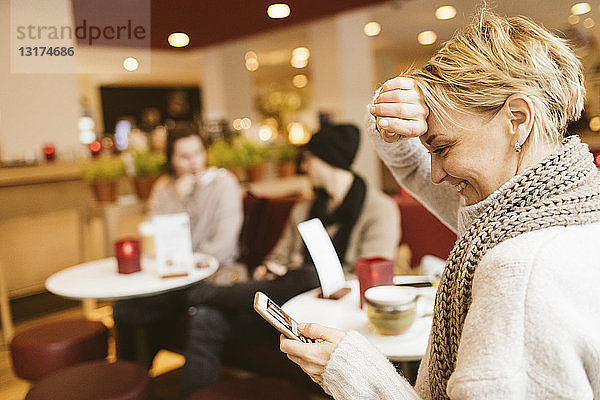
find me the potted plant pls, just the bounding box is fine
[273,142,298,177]
[207,139,245,181]
[132,151,167,200]
[81,156,127,202]
[232,137,268,182]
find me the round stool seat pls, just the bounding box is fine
[187,377,308,400]
[10,318,108,381]
[26,360,150,400]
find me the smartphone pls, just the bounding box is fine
[253,291,316,343]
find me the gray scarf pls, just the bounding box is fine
[429,136,600,398]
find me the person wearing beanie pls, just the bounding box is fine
[178,123,400,397]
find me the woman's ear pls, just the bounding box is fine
[502,94,534,146]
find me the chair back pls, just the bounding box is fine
[239,192,300,271]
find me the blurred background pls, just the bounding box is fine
[1,0,600,397]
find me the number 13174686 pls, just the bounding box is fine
[18,47,74,56]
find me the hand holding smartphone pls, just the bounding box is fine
[253,292,316,343]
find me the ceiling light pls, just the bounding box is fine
[584,17,595,28]
[292,47,310,60]
[123,57,139,71]
[590,116,600,131]
[363,22,381,36]
[417,31,437,45]
[292,74,308,88]
[569,14,580,24]
[435,5,456,20]
[288,122,310,145]
[267,3,290,19]
[245,58,259,71]
[290,57,308,68]
[245,51,257,60]
[571,2,591,15]
[168,32,190,48]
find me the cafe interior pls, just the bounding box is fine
[1,0,600,399]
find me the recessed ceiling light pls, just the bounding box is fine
[569,14,580,24]
[292,74,308,88]
[168,32,190,48]
[363,22,381,36]
[292,47,310,60]
[291,57,308,68]
[590,116,600,131]
[245,58,259,71]
[123,57,139,71]
[267,3,290,19]
[417,31,437,45]
[571,2,591,15]
[435,5,456,20]
[584,17,595,28]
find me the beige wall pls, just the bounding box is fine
[0,0,81,162]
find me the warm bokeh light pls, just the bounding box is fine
[122,241,134,257]
[123,57,139,72]
[168,32,190,48]
[79,130,96,145]
[584,17,595,28]
[245,57,259,71]
[258,126,274,142]
[435,5,457,20]
[363,22,381,36]
[292,47,310,60]
[571,2,591,15]
[232,118,243,130]
[241,118,252,129]
[417,30,437,45]
[267,3,290,19]
[291,57,308,68]
[288,122,310,145]
[590,116,600,131]
[89,140,102,154]
[292,74,308,88]
[245,51,257,60]
[569,14,580,24]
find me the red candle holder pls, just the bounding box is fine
[114,239,141,274]
[356,257,394,308]
[43,143,56,161]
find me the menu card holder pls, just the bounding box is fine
[316,287,351,300]
[152,213,194,278]
[298,218,348,301]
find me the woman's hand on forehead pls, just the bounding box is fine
[370,76,429,143]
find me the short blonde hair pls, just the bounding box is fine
[411,10,585,145]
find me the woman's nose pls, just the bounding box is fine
[429,155,446,184]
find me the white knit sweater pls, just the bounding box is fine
[321,130,600,399]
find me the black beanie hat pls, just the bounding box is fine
[305,124,360,170]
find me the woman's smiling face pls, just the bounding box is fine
[420,108,518,206]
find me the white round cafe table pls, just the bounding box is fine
[46,254,219,301]
[282,277,435,362]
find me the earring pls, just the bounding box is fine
[514,140,521,153]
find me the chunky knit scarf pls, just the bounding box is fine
[429,136,600,398]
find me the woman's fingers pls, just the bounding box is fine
[375,88,420,104]
[370,102,425,119]
[299,323,346,343]
[380,76,415,92]
[377,118,428,138]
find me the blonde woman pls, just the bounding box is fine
[280,10,600,399]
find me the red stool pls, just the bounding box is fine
[25,360,150,400]
[187,376,310,400]
[10,318,108,381]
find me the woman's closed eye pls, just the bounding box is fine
[429,146,450,156]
